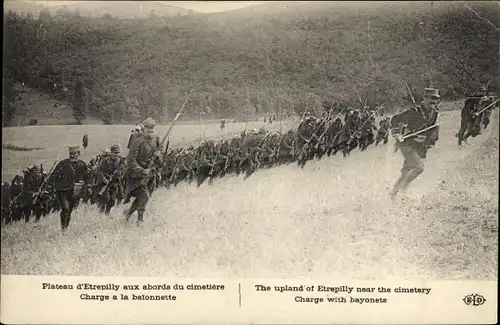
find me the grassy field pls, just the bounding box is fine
[1,101,498,280]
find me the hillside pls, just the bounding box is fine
[1,105,497,280]
[3,1,197,18]
[3,1,499,125]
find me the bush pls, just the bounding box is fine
[3,2,499,123]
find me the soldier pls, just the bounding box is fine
[482,91,498,130]
[456,86,488,145]
[220,118,226,131]
[123,118,161,225]
[47,145,89,232]
[2,182,12,225]
[127,124,144,149]
[375,115,391,145]
[22,165,45,223]
[240,127,267,178]
[389,87,440,199]
[96,144,124,215]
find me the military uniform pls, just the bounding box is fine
[457,87,488,145]
[47,145,89,232]
[127,124,144,149]
[482,95,497,130]
[123,118,160,224]
[96,145,123,214]
[389,88,440,199]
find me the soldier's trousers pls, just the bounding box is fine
[56,190,77,231]
[98,184,118,214]
[128,186,150,221]
[483,110,492,129]
[457,116,482,143]
[391,145,424,195]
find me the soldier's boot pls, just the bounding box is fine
[60,211,67,232]
[99,201,106,214]
[105,203,113,215]
[137,211,144,226]
[123,201,136,222]
[389,172,410,199]
[24,208,31,223]
[400,168,424,192]
[34,206,42,222]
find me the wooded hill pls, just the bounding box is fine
[3,1,499,125]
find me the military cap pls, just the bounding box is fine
[135,124,144,131]
[424,88,440,99]
[142,118,156,128]
[104,148,111,154]
[258,127,266,133]
[110,144,121,154]
[68,145,80,154]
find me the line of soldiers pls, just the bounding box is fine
[1,86,497,231]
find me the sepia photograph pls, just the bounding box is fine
[1,0,498,286]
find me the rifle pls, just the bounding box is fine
[31,154,61,204]
[405,82,416,106]
[147,91,192,170]
[475,98,499,116]
[98,158,125,196]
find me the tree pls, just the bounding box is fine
[2,73,18,126]
[73,78,86,124]
[38,7,52,24]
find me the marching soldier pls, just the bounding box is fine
[482,90,498,131]
[389,87,441,199]
[375,116,391,145]
[123,118,161,225]
[96,144,123,215]
[220,118,226,131]
[47,145,89,232]
[127,124,144,149]
[456,86,488,145]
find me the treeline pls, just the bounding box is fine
[3,1,499,125]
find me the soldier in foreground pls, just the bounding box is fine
[123,118,161,225]
[389,88,441,199]
[47,145,89,232]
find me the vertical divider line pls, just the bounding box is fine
[238,282,242,307]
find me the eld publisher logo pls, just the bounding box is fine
[463,294,486,306]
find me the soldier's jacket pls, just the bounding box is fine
[379,118,390,131]
[462,95,488,119]
[48,158,89,191]
[22,170,44,193]
[390,104,439,154]
[242,133,267,156]
[2,183,12,208]
[96,154,123,185]
[127,131,140,149]
[281,131,294,149]
[126,134,160,177]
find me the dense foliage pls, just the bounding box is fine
[3,1,499,125]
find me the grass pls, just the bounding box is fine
[1,101,498,280]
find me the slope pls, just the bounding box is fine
[1,104,497,280]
